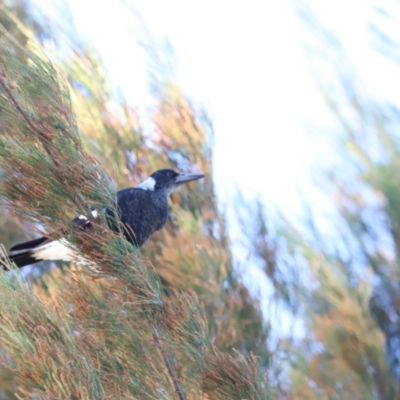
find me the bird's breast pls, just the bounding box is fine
[116,189,169,246]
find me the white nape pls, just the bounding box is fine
[136,177,156,190]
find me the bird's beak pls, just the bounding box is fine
[174,173,204,185]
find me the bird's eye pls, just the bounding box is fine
[167,172,172,176]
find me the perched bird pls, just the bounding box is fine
[3,169,204,269]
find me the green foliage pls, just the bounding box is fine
[259,4,400,399]
[0,4,271,398]
[51,7,271,371]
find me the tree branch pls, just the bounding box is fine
[0,70,61,168]
[151,323,185,400]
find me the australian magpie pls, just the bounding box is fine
[2,169,204,269]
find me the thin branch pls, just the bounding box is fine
[0,71,40,135]
[151,323,186,400]
[0,69,61,168]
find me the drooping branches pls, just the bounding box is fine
[0,25,270,399]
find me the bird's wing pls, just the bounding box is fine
[9,236,49,253]
[5,213,95,269]
[10,214,92,253]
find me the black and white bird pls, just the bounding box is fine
[3,169,204,269]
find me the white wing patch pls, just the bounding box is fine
[136,176,156,190]
[32,239,79,262]
[9,209,101,266]
[33,209,100,263]
[91,209,98,218]
[78,209,98,224]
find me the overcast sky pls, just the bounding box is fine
[34,0,400,330]
[36,0,398,213]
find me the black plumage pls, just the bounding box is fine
[2,169,204,269]
[116,187,169,247]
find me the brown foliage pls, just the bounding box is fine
[0,17,270,399]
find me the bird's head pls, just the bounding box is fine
[136,169,204,192]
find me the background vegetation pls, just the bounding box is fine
[0,1,271,398]
[1,0,400,399]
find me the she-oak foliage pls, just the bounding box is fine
[263,5,400,399]
[0,15,271,400]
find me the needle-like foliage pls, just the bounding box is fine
[0,24,271,399]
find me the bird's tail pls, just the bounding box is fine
[2,251,41,270]
[1,236,48,270]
